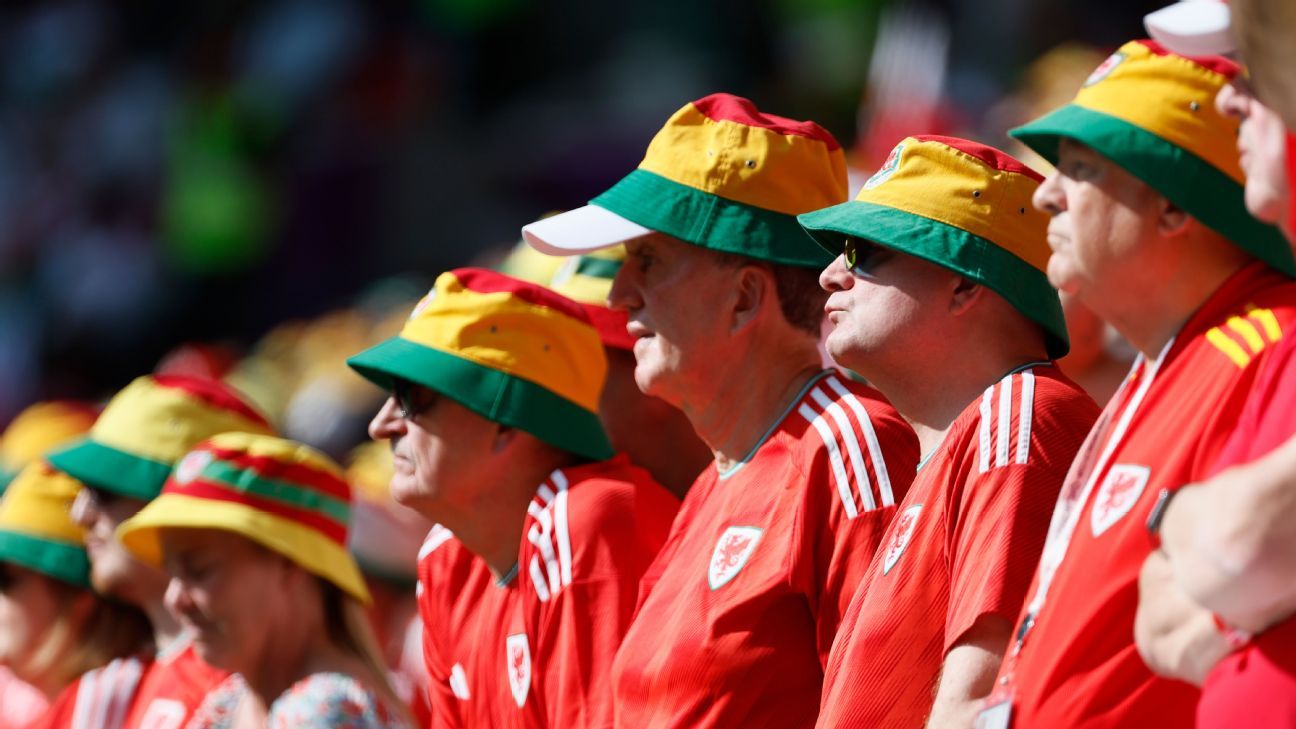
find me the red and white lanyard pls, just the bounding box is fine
[1011,337,1174,656]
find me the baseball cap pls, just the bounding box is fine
[522,93,849,268]
[347,268,614,461]
[1011,39,1296,277]
[0,462,91,588]
[117,432,369,603]
[47,375,276,502]
[548,246,634,351]
[1145,0,1234,56]
[0,401,98,492]
[799,135,1067,358]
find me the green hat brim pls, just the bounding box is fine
[347,337,614,462]
[0,530,90,588]
[1011,104,1296,278]
[46,438,171,502]
[799,200,1070,359]
[592,169,835,269]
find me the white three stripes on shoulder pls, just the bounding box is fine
[978,370,1036,473]
[799,375,897,519]
[71,657,144,729]
[418,525,455,562]
[527,470,572,603]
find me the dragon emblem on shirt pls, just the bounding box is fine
[1091,464,1150,537]
[505,633,531,708]
[708,526,764,590]
[882,504,922,575]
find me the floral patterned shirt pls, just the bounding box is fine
[186,673,408,729]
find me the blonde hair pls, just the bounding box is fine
[322,581,415,726]
[22,575,151,693]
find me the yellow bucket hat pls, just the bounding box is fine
[0,401,98,491]
[800,135,1066,357]
[1010,39,1295,276]
[347,268,613,460]
[522,93,849,268]
[117,432,369,603]
[0,462,91,587]
[47,376,276,501]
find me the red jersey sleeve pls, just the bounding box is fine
[945,373,1098,651]
[1212,334,1296,470]
[798,381,920,665]
[527,471,678,729]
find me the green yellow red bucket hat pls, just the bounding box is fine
[548,246,634,350]
[0,462,91,588]
[799,135,1069,358]
[1010,39,1296,277]
[347,268,614,461]
[47,375,275,502]
[117,432,370,603]
[0,401,98,492]
[522,93,848,268]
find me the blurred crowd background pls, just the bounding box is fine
[1,0,1164,456]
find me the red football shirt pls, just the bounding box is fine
[120,638,229,729]
[1196,332,1296,728]
[993,263,1296,728]
[610,370,919,729]
[817,365,1098,728]
[417,456,678,728]
[33,656,149,729]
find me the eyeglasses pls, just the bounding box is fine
[842,237,889,276]
[392,379,437,420]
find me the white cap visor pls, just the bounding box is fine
[522,205,654,256]
[1145,1,1235,56]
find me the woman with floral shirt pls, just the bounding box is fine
[116,433,411,729]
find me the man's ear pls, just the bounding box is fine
[950,276,985,316]
[492,424,519,454]
[730,264,775,334]
[1156,196,1192,237]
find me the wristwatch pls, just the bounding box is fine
[1145,487,1178,536]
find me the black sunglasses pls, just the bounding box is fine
[392,379,437,420]
[842,237,890,276]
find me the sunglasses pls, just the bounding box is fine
[391,379,437,420]
[842,237,890,276]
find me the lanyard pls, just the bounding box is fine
[1008,337,1174,660]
